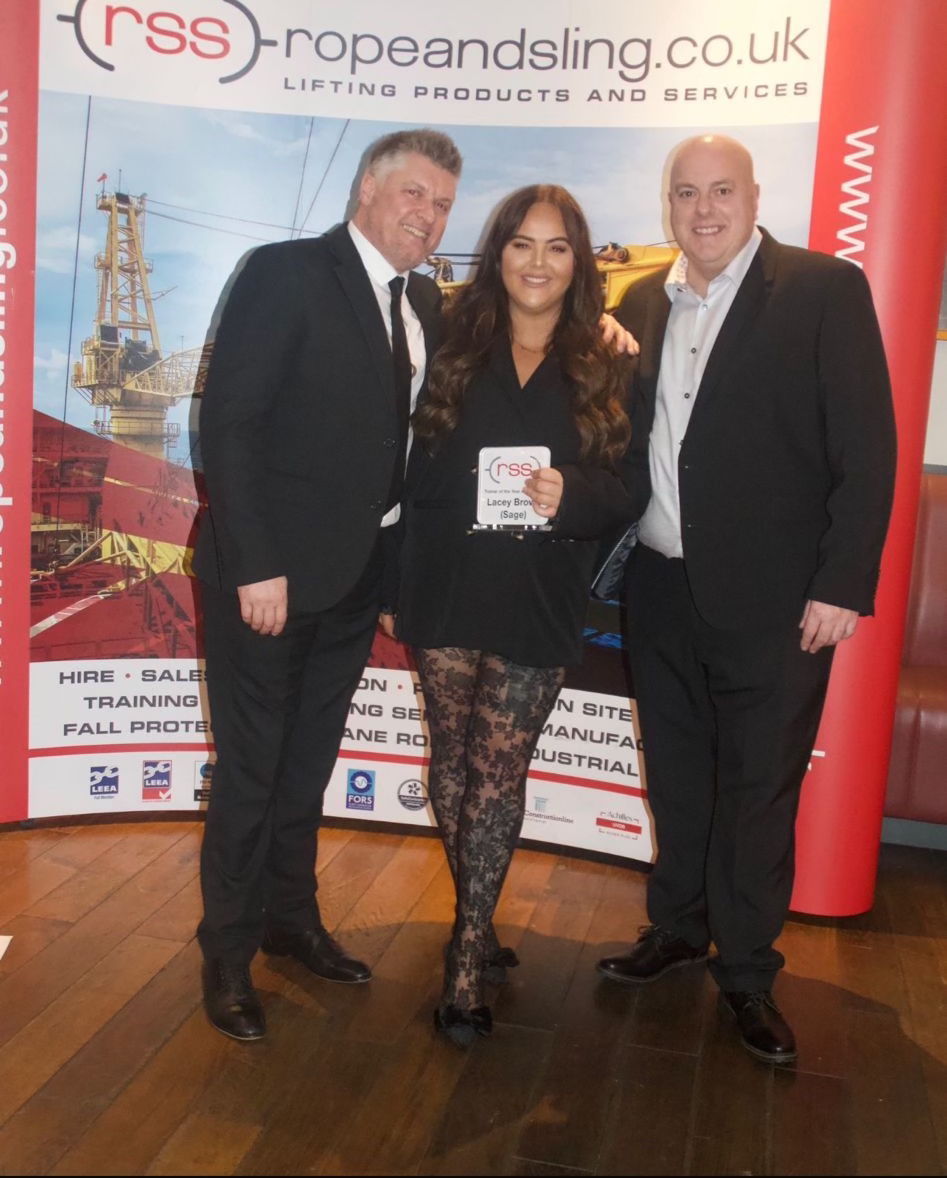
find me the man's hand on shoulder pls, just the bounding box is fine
[599,313,640,356]
[238,576,288,636]
[799,599,858,653]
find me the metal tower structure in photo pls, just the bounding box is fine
[73,188,201,458]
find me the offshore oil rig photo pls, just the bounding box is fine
[31,187,207,660]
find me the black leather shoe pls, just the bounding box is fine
[720,990,797,1064]
[597,925,709,985]
[261,927,372,983]
[202,960,266,1041]
[433,1003,493,1048]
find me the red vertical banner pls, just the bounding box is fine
[794,0,947,914]
[0,0,39,823]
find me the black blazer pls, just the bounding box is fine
[616,228,896,630]
[193,223,442,611]
[398,340,644,666]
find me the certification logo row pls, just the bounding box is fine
[346,770,429,814]
[88,759,216,804]
[87,761,431,812]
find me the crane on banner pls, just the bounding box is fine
[72,185,204,459]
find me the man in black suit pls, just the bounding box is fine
[598,135,896,1063]
[193,129,461,1040]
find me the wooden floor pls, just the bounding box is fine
[0,819,944,1177]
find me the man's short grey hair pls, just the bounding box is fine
[365,129,463,178]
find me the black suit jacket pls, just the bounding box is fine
[193,223,442,612]
[616,228,896,630]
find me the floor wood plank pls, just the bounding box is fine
[514,866,646,1172]
[494,856,609,1033]
[0,827,198,1049]
[0,823,942,1177]
[595,1044,698,1176]
[846,1006,942,1176]
[418,1022,554,1176]
[316,1006,471,1176]
[40,824,132,870]
[0,827,73,879]
[146,1114,263,1177]
[771,1069,856,1177]
[0,857,77,927]
[135,874,202,943]
[0,914,73,977]
[26,826,192,923]
[0,933,182,1126]
[684,987,773,1176]
[0,940,200,1174]
[50,1009,229,1177]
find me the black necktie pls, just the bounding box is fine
[386,276,412,510]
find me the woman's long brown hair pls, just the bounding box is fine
[413,184,631,466]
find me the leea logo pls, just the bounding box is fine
[142,759,173,802]
[346,769,375,811]
[90,765,120,798]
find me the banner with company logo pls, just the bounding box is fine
[4,2,945,896]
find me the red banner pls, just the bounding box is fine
[795,0,947,914]
[0,0,39,823]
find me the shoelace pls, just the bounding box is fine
[215,962,253,991]
[637,924,678,946]
[735,990,780,1012]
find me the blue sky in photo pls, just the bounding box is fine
[34,92,819,463]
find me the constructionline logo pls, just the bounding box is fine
[56,0,275,83]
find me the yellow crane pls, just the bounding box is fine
[72,189,204,458]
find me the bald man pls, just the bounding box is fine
[598,135,896,1063]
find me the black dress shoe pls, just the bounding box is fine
[202,960,266,1041]
[433,1003,493,1048]
[720,990,797,1064]
[261,927,372,983]
[597,924,709,985]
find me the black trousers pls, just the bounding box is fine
[626,544,834,991]
[197,540,383,964]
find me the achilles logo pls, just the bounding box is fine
[835,125,878,269]
[596,809,641,836]
[56,0,277,84]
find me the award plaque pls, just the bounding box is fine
[474,445,552,531]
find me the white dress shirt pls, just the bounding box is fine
[348,222,426,525]
[638,227,762,559]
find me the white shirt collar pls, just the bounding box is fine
[665,225,763,302]
[347,221,409,289]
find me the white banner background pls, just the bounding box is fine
[41,0,828,126]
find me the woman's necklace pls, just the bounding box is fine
[511,337,549,354]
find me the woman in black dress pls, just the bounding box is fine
[398,185,646,1045]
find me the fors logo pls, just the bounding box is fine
[57,0,276,83]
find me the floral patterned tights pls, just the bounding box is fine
[414,647,565,1011]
